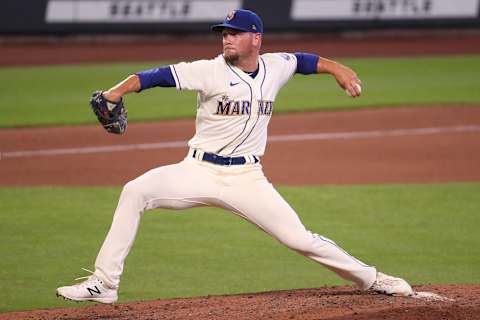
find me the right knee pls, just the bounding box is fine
[122,180,141,196]
[119,180,148,212]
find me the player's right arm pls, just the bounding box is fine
[103,59,213,102]
[103,75,141,102]
[103,65,177,102]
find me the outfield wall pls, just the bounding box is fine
[1,0,480,35]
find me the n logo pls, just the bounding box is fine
[87,286,101,296]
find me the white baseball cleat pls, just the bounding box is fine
[368,272,414,296]
[56,269,117,304]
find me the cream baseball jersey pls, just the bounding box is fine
[170,53,297,157]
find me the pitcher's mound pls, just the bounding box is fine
[3,284,480,320]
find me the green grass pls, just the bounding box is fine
[0,55,479,127]
[1,183,479,312]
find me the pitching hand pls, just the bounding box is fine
[318,58,362,98]
[332,63,362,98]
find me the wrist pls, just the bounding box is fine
[317,58,334,74]
[103,90,122,103]
[320,59,340,76]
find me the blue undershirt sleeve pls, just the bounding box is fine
[135,66,176,91]
[294,52,320,75]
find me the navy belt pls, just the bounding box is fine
[193,150,259,166]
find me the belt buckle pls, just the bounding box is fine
[224,157,233,166]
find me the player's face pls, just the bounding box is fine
[222,28,261,65]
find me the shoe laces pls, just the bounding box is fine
[73,268,102,287]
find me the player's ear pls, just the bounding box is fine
[253,33,262,49]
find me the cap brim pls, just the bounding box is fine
[210,23,251,32]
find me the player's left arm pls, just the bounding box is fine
[317,57,362,98]
[294,52,361,98]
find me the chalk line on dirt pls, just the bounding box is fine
[2,125,479,159]
[413,291,455,302]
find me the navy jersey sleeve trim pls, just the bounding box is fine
[135,66,176,91]
[171,65,182,90]
[294,52,319,75]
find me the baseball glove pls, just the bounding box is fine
[90,91,127,134]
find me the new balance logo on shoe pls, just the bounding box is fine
[87,286,101,295]
[56,272,118,304]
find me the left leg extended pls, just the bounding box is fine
[219,170,412,295]
[219,174,376,289]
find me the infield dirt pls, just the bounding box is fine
[2,106,480,186]
[1,33,479,319]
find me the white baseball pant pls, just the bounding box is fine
[94,149,377,290]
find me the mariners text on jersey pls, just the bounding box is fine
[216,97,273,116]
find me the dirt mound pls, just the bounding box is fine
[2,285,479,320]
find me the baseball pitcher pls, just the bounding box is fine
[57,9,413,304]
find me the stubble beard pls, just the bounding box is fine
[224,51,240,65]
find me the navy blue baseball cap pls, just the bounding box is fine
[211,9,263,34]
